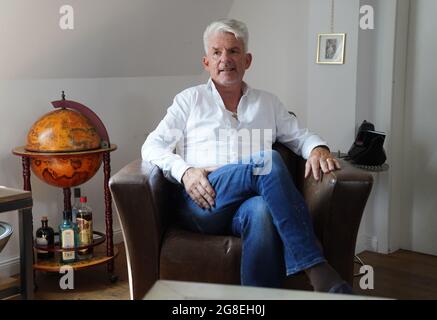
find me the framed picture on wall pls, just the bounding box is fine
[316,33,346,64]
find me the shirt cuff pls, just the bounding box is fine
[171,160,192,184]
[302,136,329,159]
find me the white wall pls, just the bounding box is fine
[0,0,232,79]
[354,0,437,257]
[402,0,437,255]
[307,0,360,153]
[228,0,309,124]
[355,0,400,254]
[387,0,410,253]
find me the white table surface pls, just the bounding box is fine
[143,280,387,300]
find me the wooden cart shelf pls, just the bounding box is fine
[33,247,119,272]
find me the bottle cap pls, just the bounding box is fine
[74,188,81,198]
[80,196,87,203]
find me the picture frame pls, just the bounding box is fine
[316,33,346,64]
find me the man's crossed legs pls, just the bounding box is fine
[175,150,352,293]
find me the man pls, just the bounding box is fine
[142,19,352,293]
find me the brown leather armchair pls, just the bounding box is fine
[109,143,373,299]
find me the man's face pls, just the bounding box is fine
[203,32,252,88]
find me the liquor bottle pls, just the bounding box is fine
[76,196,93,259]
[35,216,55,260]
[59,210,77,263]
[72,188,81,224]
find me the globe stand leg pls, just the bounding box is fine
[63,188,72,212]
[103,152,115,279]
[22,157,31,192]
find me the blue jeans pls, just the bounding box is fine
[174,150,326,288]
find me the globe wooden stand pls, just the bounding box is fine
[13,144,118,283]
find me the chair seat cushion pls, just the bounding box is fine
[159,225,313,291]
[160,226,242,284]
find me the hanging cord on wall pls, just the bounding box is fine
[330,0,335,33]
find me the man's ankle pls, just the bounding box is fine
[305,262,344,292]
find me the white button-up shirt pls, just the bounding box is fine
[142,79,328,184]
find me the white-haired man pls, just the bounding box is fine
[142,19,352,293]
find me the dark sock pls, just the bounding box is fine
[304,262,344,292]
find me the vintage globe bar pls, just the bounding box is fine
[12,92,117,281]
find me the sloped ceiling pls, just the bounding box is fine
[0,0,233,79]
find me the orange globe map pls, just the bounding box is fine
[24,109,103,188]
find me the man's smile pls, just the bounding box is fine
[219,68,236,73]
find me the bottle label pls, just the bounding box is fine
[77,217,93,254]
[36,237,48,254]
[77,218,92,244]
[61,229,75,261]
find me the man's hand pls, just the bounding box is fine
[305,146,341,181]
[182,167,218,209]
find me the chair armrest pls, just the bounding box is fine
[109,159,174,299]
[300,159,373,284]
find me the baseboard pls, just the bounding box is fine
[0,256,20,278]
[356,234,378,254]
[0,228,124,278]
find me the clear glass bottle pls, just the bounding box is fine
[59,210,77,263]
[72,188,81,224]
[35,216,55,260]
[76,196,93,259]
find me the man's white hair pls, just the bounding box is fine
[203,19,249,54]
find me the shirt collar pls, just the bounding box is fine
[207,78,251,97]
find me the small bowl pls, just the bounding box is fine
[0,221,13,253]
